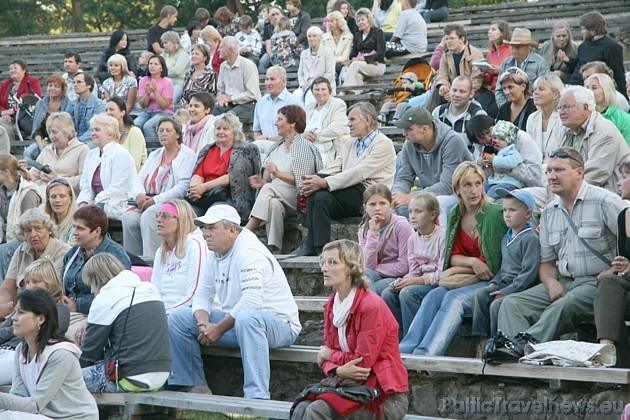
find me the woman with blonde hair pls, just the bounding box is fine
[526,75,564,168]
[161,30,191,104]
[188,112,260,219]
[80,253,170,393]
[77,114,136,210]
[270,16,302,68]
[152,199,208,314]
[19,111,89,195]
[400,162,507,356]
[44,177,77,244]
[200,25,223,74]
[585,73,630,145]
[538,21,577,83]
[341,8,385,95]
[291,239,408,419]
[322,11,354,82]
[101,53,138,115]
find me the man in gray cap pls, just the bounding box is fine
[167,204,301,398]
[393,106,472,225]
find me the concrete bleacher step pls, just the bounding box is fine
[202,344,630,386]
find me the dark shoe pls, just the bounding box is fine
[291,244,317,256]
[512,332,539,355]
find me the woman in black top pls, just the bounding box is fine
[340,8,385,95]
[335,0,359,37]
[594,158,630,368]
[495,67,536,131]
[97,30,137,83]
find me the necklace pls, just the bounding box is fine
[119,126,127,143]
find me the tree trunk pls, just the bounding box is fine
[71,0,85,32]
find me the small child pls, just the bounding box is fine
[136,51,154,82]
[235,15,263,65]
[381,193,446,338]
[471,188,540,341]
[482,120,525,199]
[174,108,190,126]
[358,184,415,295]
[378,72,425,125]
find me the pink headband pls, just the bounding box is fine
[160,203,179,218]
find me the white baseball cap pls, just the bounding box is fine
[194,204,241,226]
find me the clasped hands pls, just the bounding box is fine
[317,345,371,382]
[299,175,328,196]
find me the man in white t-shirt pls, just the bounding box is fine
[385,0,427,57]
[167,205,301,398]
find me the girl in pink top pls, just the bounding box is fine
[357,184,414,296]
[381,193,445,337]
[134,55,174,138]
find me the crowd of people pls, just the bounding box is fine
[0,1,627,419]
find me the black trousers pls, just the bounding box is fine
[594,274,630,367]
[303,183,366,248]
[213,102,255,125]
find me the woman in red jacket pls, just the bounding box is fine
[0,59,42,149]
[292,239,408,419]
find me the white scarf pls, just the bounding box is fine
[333,287,357,353]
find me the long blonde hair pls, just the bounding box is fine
[0,154,32,184]
[44,179,77,241]
[158,199,198,265]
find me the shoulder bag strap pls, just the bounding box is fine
[561,209,612,266]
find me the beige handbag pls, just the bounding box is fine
[438,274,479,290]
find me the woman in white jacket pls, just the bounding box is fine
[123,117,196,257]
[76,114,136,208]
[152,199,207,313]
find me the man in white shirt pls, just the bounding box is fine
[385,0,427,57]
[167,205,301,398]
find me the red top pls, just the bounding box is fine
[484,43,512,92]
[0,75,42,112]
[322,287,408,394]
[211,53,224,78]
[451,227,486,263]
[193,146,233,182]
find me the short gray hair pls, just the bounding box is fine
[268,66,287,82]
[46,112,77,140]
[18,208,55,241]
[307,26,323,38]
[90,114,120,139]
[214,112,246,143]
[348,102,378,129]
[562,85,595,112]
[221,36,239,53]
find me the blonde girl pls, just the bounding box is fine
[382,193,446,337]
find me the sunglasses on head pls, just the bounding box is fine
[548,150,582,165]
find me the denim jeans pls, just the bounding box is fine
[365,268,395,296]
[82,361,125,393]
[134,110,171,138]
[399,282,487,355]
[168,306,297,399]
[23,142,41,161]
[471,284,504,337]
[0,242,20,283]
[381,284,435,338]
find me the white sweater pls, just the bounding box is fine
[192,228,301,335]
[152,229,208,313]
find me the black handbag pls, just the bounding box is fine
[185,185,229,210]
[481,331,525,373]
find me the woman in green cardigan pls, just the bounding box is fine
[399,162,507,355]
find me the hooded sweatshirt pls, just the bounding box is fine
[80,270,171,379]
[393,118,472,196]
[0,341,98,419]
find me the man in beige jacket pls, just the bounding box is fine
[292,102,396,256]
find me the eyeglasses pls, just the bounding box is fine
[319,258,340,268]
[548,149,583,165]
[556,104,580,112]
[155,212,178,220]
